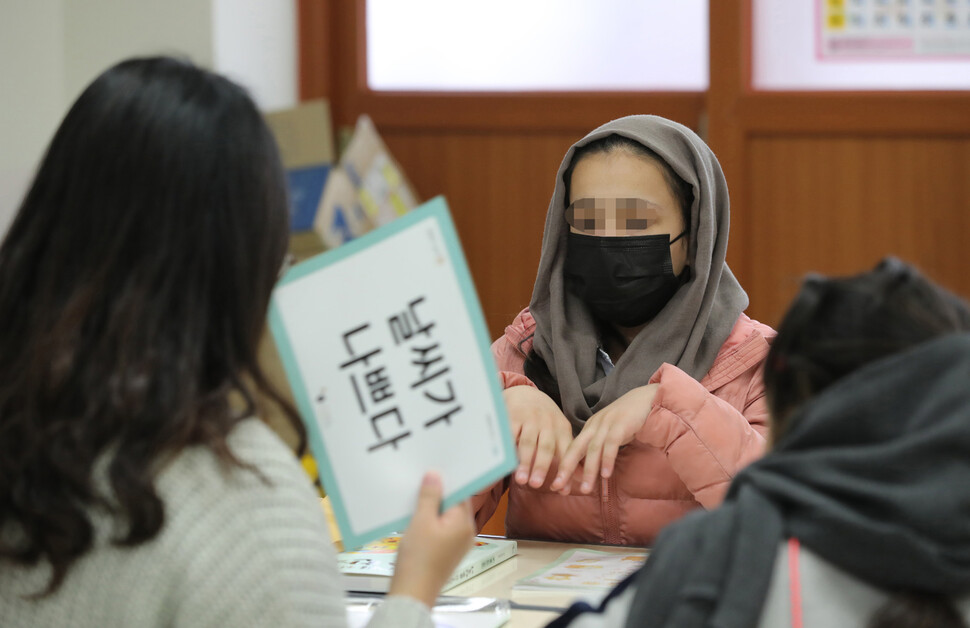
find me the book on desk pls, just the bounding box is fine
[339,535,518,593]
[514,548,647,592]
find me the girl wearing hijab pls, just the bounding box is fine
[0,57,472,627]
[473,115,774,545]
[548,257,970,628]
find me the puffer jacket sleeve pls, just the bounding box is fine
[491,308,538,390]
[471,309,537,529]
[634,363,769,509]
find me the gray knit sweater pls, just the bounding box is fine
[0,418,431,628]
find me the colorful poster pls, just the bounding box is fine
[819,0,970,58]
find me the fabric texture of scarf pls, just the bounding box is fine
[529,115,748,429]
[623,333,970,628]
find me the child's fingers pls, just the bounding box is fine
[414,471,444,519]
[529,429,559,487]
[601,438,621,479]
[515,421,540,484]
[581,438,604,494]
[553,431,590,490]
[440,501,475,531]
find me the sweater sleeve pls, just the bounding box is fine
[163,419,434,628]
[634,364,769,509]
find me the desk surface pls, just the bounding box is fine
[445,537,647,628]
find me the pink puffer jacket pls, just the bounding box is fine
[473,308,775,546]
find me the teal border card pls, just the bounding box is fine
[268,196,516,550]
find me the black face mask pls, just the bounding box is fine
[564,230,689,328]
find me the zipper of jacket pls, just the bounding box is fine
[601,475,621,544]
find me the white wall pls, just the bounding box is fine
[0,0,297,236]
[0,1,66,235]
[213,0,297,111]
[62,0,215,104]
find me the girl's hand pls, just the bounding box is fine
[504,385,573,488]
[550,384,659,495]
[390,472,475,608]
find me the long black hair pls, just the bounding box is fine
[0,56,304,595]
[523,133,695,407]
[764,257,970,628]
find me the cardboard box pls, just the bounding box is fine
[265,100,336,233]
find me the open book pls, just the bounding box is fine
[269,196,517,550]
[339,536,518,593]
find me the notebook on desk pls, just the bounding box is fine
[339,535,518,593]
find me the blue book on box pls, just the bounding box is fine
[286,164,331,231]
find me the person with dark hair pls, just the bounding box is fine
[546,257,970,627]
[473,115,775,545]
[0,56,473,627]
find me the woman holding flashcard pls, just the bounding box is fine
[0,56,471,627]
[474,116,775,545]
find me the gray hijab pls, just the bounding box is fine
[529,115,748,429]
